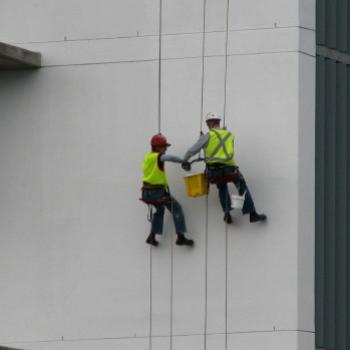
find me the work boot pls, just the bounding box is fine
[176,234,194,247]
[249,212,267,223]
[146,233,159,246]
[223,212,233,224]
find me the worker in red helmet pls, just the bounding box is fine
[141,133,194,247]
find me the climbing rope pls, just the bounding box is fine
[200,0,207,134]
[157,0,163,134]
[149,0,231,348]
[170,194,174,350]
[149,2,164,350]
[223,0,230,129]
[199,1,231,348]
[223,1,230,349]
[147,205,153,222]
[156,2,175,349]
[149,244,153,350]
[198,1,209,350]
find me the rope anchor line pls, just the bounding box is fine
[149,0,231,349]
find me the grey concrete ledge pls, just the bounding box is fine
[0,42,41,69]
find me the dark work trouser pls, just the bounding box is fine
[207,165,256,215]
[142,188,187,234]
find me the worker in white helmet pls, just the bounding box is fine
[182,112,266,224]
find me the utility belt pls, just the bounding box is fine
[206,163,239,184]
[206,163,231,169]
[140,182,170,206]
[142,182,167,190]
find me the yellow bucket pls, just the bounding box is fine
[184,173,209,197]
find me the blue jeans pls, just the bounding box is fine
[142,188,187,234]
[207,165,256,215]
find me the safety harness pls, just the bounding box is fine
[206,165,239,185]
[205,129,234,164]
[204,129,238,184]
[140,183,170,222]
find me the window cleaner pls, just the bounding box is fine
[182,112,267,224]
[141,134,194,247]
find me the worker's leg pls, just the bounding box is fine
[207,165,232,214]
[151,205,165,234]
[234,171,267,222]
[216,182,232,214]
[165,196,194,246]
[233,170,256,215]
[142,188,167,234]
[165,196,187,234]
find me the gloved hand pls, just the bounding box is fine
[182,161,191,172]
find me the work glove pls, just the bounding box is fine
[182,161,191,172]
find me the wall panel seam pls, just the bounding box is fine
[9,26,315,46]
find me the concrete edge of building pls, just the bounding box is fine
[0,42,41,70]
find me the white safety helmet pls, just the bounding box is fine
[205,112,222,122]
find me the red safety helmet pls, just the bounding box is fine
[150,133,171,147]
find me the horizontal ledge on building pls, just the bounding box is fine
[0,42,41,70]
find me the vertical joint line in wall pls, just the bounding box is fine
[223,0,230,127]
[158,0,163,134]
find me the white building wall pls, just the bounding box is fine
[0,1,315,349]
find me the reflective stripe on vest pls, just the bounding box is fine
[204,129,235,165]
[142,152,168,186]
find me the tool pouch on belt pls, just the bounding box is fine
[140,183,170,206]
[206,165,239,185]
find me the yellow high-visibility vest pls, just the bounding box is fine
[204,129,236,166]
[142,152,168,186]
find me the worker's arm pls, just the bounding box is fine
[183,134,209,162]
[159,154,183,163]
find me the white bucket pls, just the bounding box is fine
[231,192,246,209]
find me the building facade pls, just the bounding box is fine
[0,1,315,349]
